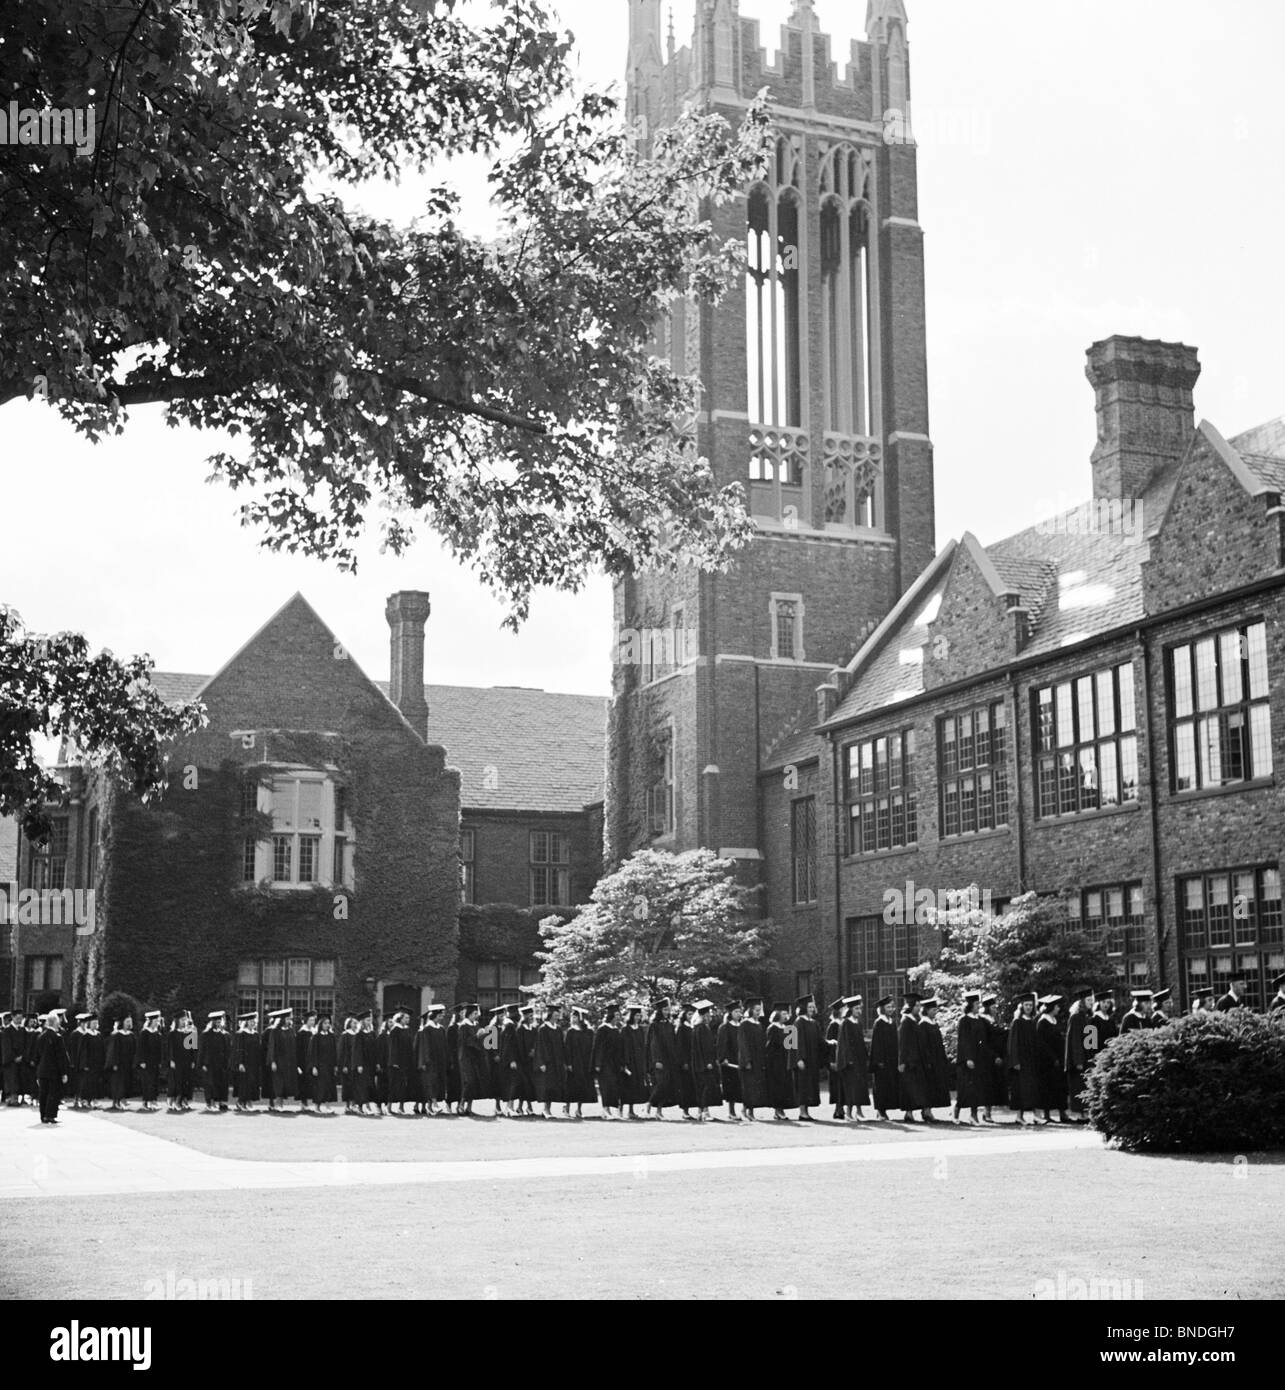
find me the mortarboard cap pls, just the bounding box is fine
[1015,991,1036,1004]
[1038,994,1062,1007]
[207,1010,226,1020]
[1129,989,1153,1002]
[1193,986,1215,999]
[489,1005,508,1017]
[425,1003,445,1014]
[145,1010,163,1020]
[794,994,814,1011]
[623,1001,644,1013]
[693,999,715,1012]
[963,990,982,1003]
[518,1003,535,1015]
[743,997,763,1010]
[726,999,743,1011]
[238,1012,257,1023]
[1152,988,1171,1004]
[981,993,998,1006]
[267,1007,291,1019]
[842,995,863,1007]
[901,993,922,1007]
[770,1001,790,1015]
[356,1009,372,1021]
[76,1011,92,1021]
[650,997,668,1010]
[1072,987,1094,1000]
[875,995,894,1008]
[1271,973,1285,991]
[544,999,563,1012]
[920,996,940,1010]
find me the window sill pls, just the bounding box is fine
[1168,777,1276,804]
[1033,800,1142,828]
[938,825,1012,844]
[842,843,919,864]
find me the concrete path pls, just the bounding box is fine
[0,1106,1102,1199]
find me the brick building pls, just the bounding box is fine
[610,2,1285,1011]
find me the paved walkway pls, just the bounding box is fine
[0,1107,1101,1199]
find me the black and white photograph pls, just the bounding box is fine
[1,0,1283,1342]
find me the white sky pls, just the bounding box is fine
[2,0,1282,700]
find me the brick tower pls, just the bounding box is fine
[606,0,935,873]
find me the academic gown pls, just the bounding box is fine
[1006,1013,1041,1110]
[675,1020,698,1110]
[645,1017,680,1107]
[690,1018,722,1107]
[137,1028,164,1102]
[764,1020,793,1109]
[233,1030,261,1102]
[496,1021,523,1103]
[350,1031,374,1105]
[458,1020,489,1102]
[202,1028,231,1103]
[444,1021,462,1104]
[825,1018,845,1109]
[736,1017,768,1109]
[837,1016,871,1107]
[621,1024,648,1105]
[266,1025,297,1099]
[533,1021,567,1104]
[1063,1005,1091,1108]
[167,1026,192,1101]
[1,1022,23,1098]
[516,1023,537,1102]
[22,1027,39,1095]
[1035,1013,1066,1111]
[896,1013,929,1111]
[716,1019,742,1105]
[981,1014,1008,1106]
[416,1023,449,1103]
[590,1023,623,1108]
[955,1013,987,1108]
[1081,1011,1118,1076]
[869,1014,899,1112]
[791,1015,822,1108]
[106,1030,136,1101]
[565,1024,596,1103]
[386,1024,414,1103]
[296,1027,314,1102]
[482,1022,503,1101]
[920,1016,952,1107]
[76,1031,102,1103]
[308,1030,337,1102]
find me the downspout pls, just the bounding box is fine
[1008,669,1027,892]
[1138,628,1167,987]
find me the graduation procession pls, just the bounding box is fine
[6,972,1283,1128]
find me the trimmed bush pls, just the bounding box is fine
[1085,1010,1285,1152]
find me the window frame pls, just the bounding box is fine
[790,796,818,905]
[529,830,572,907]
[844,728,917,855]
[1177,864,1283,1010]
[937,699,1010,838]
[240,772,353,891]
[1033,663,1139,819]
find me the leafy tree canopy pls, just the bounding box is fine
[2,0,771,621]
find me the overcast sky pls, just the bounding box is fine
[3,0,1282,701]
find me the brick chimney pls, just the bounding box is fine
[1086,336,1200,503]
[385,591,431,739]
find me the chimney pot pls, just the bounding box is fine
[386,591,431,739]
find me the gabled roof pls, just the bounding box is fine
[824,411,1284,728]
[382,683,606,814]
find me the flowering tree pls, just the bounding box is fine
[535,849,773,1014]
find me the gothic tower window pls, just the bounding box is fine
[746,136,806,520]
[820,144,880,530]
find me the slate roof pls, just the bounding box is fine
[148,671,606,814]
[825,414,1282,727]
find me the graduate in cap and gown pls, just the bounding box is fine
[790,994,822,1120]
[1,1011,23,1105]
[1081,990,1118,1079]
[415,1005,449,1113]
[919,997,953,1113]
[1006,993,1042,1123]
[979,994,1007,1114]
[1035,995,1070,1123]
[1215,972,1251,1012]
[350,1012,375,1111]
[296,1012,318,1110]
[735,998,768,1120]
[1150,988,1172,1024]
[645,998,680,1115]
[233,1013,262,1111]
[953,992,986,1125]
[564,1006,596,1117]
[1062,987,1095,1114]
[620,1002,647,1118]
[836,997,871,1120]
[674,1003,698,1118]
[136,1011,164,1110]
[764,1004,795,1119]
[868,996,899,1119]
[717,1001,743,1119]
[309,1014,338,1110]
[34,1010,70,1124]
[533,1001,568,1116]
[689,1000,721,1120]
[202,1011,231,1110]
[896,994,932,1122]
[825,999,846,1119]
[457,1003,489,1115]
[514,1004,538,1114]
[71,1015,98,1109]
[264,1009,295,1111]
[106,1015,136,1109]
[385,1009,414,1113]
[1119,988,1155,1034]
[590,1002,625,1118]
[445,1005,464,1109]
[168,1010,196,1111]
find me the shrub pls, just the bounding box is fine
[1085,1010,1285,1152]
[99,989,142,1035]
